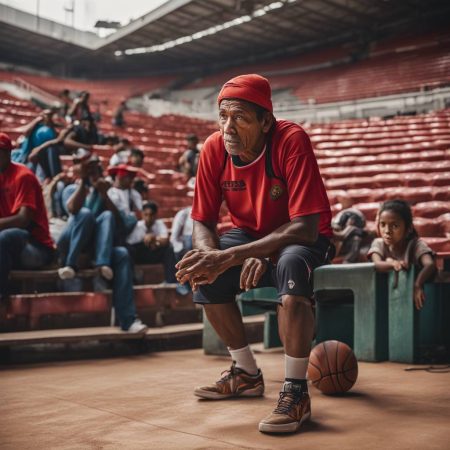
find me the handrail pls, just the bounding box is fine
[12,77,60,105]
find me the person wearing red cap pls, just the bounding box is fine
[0,132,55,300]
[106,164,143,237]
[176,74,334,434]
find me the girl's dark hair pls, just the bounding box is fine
[378,199,418,240]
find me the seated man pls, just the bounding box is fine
[127,202,187,294]
[170,205,193,261]
[108,138,133,166]
[59,149,146,333]
[63,114,99,152]
[107,164,143,240]
[11,109,62,181]
[178,134,200,178]
[0,133,55,300]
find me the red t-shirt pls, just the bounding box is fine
[192,120,332,238]
[0,162,54,248]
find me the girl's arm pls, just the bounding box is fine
[370,253,407,272]
[413,253,437,310]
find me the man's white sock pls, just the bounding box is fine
[285,354,309,381]
[228,345,258,375]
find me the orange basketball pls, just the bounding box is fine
[308,340,358,395]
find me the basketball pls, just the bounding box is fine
[308,340,358,395]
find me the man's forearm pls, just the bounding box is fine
[64,137,90,151]
[0,209,31,231]
[67,182,87,214]
[193,220,220,251]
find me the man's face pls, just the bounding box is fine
[117,174,133,189]
[0,149,11,172]
[143,208,156,227]
[218,99,271,161]
[186,138,198,150]
[42,109,55,126]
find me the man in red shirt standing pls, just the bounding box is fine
[0,133,55,300]
[176,75,334,434]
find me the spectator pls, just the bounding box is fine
[67,91,92,123]
[368,199,437,310]
[113,100,127,127]
[127,201,188,295]
[331,208,367,263]
[170,206,193,261]
[107,164,143,239]
[59,149,146,332]
[11,109,57,169]
[178,134,200,178]
[108,138,132,166]
[58,89,71,119]
[0,133,55,300]
[27,125,73,182]
[129,148,145,168]
[64,115,99,151]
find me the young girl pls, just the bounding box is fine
[368,199,437,310]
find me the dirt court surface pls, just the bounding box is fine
[1,348,449,450]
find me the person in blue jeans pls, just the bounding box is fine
[0,133,55,300]
[58,149,146,333]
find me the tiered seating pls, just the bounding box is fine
[180,28,450,104]
[306,109,450,253]
[0,90,41,133]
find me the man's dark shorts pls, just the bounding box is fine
[193,228,334,305]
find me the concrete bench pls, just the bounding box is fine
[314,263,389,362]
[388,267,450,363]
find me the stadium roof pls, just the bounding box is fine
[1,0,449,77]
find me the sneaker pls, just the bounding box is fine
[58,266,76,280]
[194,362,264,400]
[124,319,148,333]
[258,382,311,434]
[99,266,114,280]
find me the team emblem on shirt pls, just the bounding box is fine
[270,184,283,200]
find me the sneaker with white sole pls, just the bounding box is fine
[194,362,264,400]
[258,382,311,434]
[99,266,114,280]
[124,319,148,333]
[58,266,76,280]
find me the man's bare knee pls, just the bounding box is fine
[281,295,313,309]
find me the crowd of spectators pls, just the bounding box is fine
[0,90,195,331]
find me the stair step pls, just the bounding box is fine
[0,315,265,348]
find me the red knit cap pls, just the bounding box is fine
[0,132,12,151]
[107,164,139,178]
[217,74,273,112]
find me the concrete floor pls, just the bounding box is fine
[1,348,449,450]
